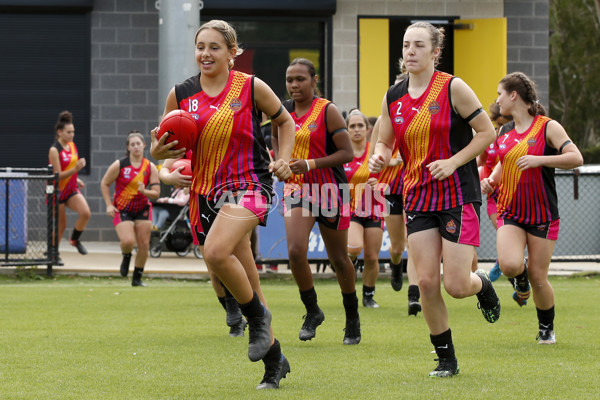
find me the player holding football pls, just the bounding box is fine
[150,20,294,390]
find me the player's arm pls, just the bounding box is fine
[369,94,395,173]
[159,158,192,187]
[254,77,293,181]
[100,160,120,217]
[140,163,161,200]
[428,78,495,180]
[514,120,583,171]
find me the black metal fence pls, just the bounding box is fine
[477,167,600,262]
[0,166,59,274]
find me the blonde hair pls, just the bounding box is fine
[195,20,243,69]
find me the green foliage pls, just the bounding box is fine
[0,275,599,399]
[550,0,600,149]
[580,145,600,164]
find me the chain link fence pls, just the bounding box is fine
[477,167,600,262]
[0,167,59,274]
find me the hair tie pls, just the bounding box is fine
[535,99,540,104]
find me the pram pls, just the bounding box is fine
[149,204,202,259]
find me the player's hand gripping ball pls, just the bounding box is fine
[170,158,192,177]
[156,110,198,151]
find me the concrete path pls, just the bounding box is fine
[44,240,600,280]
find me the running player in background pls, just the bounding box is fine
[150,20,294,389]
[481,72,583,344]
[100,131,160,286]
[369,21,500,377]
[275,57,361,346]
[48,110,91,255]
[344,109,386,309]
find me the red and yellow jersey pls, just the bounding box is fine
[51,141,79,201]
[378,148,404,196]
[283,97,348,209]
[113,157,152,212]
[386,71,481,212]
[174,70,273,228]
[496,116,559,223]
[344,142,385,219]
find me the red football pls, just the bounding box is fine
[156,110,198,151]
[170,158,192,177]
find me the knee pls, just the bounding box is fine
[202,244,228,267]
[347,247,362,258]
[287,243,308,264]
[444,279,470,299]
[121,238,136,249]
[417,274,439,295]
[80,208,91,222]
[498,257,523,278]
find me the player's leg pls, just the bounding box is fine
[361,225,383,308]
[65,193,90,254]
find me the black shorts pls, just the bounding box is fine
[284,196,350,231]
[385,193,404,215]
[114,204,151,225]
[350,214,384,229]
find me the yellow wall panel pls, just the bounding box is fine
[454,18,507,113]
[359,18,389,117]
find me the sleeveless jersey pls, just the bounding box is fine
[495,116,559,224]
[484,141,501,171]
[283,97,348,210]
[113,157,152,213]
[174,70,272,228]
[386,71,481,212]
[51,141,79,201]
[344,142,385,219]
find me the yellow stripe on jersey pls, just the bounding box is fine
[497,117,546,209]
[197,72,247,195]
[349,143,371,207]
[286,99,328,188]
[60,145,78,191]
[402,74,450,194]
[115,159,149,210]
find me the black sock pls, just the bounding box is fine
[477,272,491,294]
[262,338,281,365]
[300,287,320,314]
[217,296,226,311]
[430,328,455,359]
[362,285,375,298]
[537,306,555,331]
[222,283,234,300]
[133,267,143,281]
[515,264,529,286]
[71,229,83,241]
[408,284,420,300]
[239,291,264,320]
[342,291,359,320]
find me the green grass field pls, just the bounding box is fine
[0,273,598,399]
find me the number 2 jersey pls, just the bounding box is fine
[495,116,559,224]
[386,71,481,212]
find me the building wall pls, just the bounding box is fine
[82,0,548,241]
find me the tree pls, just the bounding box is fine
[549,0,600,151]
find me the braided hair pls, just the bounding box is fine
[499,72,546,117]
